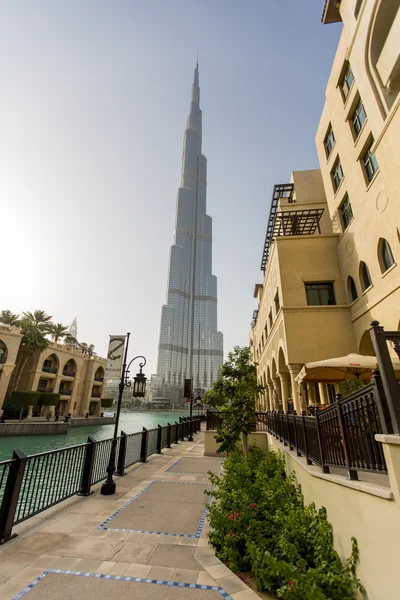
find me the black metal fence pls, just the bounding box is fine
[0,415,205,544]
[267,383,387,479]
[207,384,387,480]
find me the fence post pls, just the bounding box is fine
[157,425,162,454]
[181,421,185,441]
[78,437,96,496]
[287,414,293,450]
[315,408,329,473]
[0,449,27,544]
[335,394,358,480]
[174,422,179,444]
[140,427,148,462]
[370,321,400,434]
[292,412,301,457]
[371,370,393,434]
[301,411,312,465]
[167,423,172,448]
[116,432,128,476]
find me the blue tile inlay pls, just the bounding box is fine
[12,570,233,599]
[97,480,211,538]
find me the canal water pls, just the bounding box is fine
[0,411,191,461]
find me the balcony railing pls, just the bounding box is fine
[91,392,101,398]
[62,370,75,377]
[42,366,57,374]
[37,387,54,393]
[59,389,72,396]
[94,376,104,382]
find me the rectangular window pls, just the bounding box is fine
[305,282,336,306]
[363,142,379,182]
[341,63,354,100]
[351,98,367,137]
[339,195,353,230]
[324,126,335,158]
[274,291,280,315]
[331,159,344,191]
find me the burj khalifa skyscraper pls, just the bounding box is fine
[154,63,223,403]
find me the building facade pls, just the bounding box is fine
[316,0,400,354]
[154,63,224,403]
[251,1,400,412]
[0,326,106,416]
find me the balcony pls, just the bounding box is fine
[42,365,57,374]
[38,386,54,393]
[94,376,104,382]
[91,392,101,398]
[260,183,324,272]
[62,370,75,378]
[59,389,72,396]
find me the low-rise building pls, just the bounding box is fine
[0,326,106,416]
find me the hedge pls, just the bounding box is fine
[9,391,41,407]
[101,398,114,408]
[39,392,61,406]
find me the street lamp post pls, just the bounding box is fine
[101,332,146,496]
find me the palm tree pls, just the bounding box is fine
[47,322,69,343]
[0,310,21,327]
[22,310,52,332]
[5,322,49,400]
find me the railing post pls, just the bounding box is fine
[174,422,179,444]
[301,411,312,465]
[78,437,96,496]
[0,449,27,544]
[292,412,301,457]
[370,320,400,434]
[140,427,148,462]
[315,408,329,473]
[181,421,185,441]
[167,423,172,448]
[157,425,162,454]
[116,431,127,476]
[287,414,293,450]
[371,369,393,434]
[335,394,358,480]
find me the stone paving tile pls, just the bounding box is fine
[51,535,118,560]
[94,561,116,574]
[171,567,200,583]
[6,532,67,556]
[0,579,27,600]
[205,563,234,579]
[32,554,62,568]
[196,571,218,586]
[195,546,215,556]
[10,566,46,583]
[52,556,81,570]
[178,536,198,546]
[148,565,175,581]
[158,534,179,545]
[216,575,249,594]
[148,544,200,570]
[74,558,103,572]
[109,562,129,576]
[231,590,264,600]
[195,554,222,568]
[110,541,157,564]
[123,563,152,578]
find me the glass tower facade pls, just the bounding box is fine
[154,63,223,403]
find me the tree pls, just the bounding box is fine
[0,310,21,327]
[203,346,263,457]
[5,321,49,400]
[47,322,69,343]
[22,310,52,332]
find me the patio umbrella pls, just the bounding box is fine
[295,353,400,384]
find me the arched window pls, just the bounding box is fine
[360,262,372,291]
[379,238,395,273]
[347,276,358,303]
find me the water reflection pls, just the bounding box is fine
[0,411,190,460]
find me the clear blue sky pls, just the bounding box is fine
[0,1,342,375]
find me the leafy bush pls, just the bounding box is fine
[207,448,362,599]
[39,392,60,406]
[101,398,114,408]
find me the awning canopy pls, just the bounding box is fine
[295,353,400,384]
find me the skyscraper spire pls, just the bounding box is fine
[153,64,224,404]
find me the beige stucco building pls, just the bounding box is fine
[251,1,400,413]
[0,325,106,416]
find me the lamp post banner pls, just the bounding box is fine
[105,336,127,379]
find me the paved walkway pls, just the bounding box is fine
[0,431,263,600]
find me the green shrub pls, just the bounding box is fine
[101,398,114,408]
[207,448,363,599]
[39,392,60,406]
